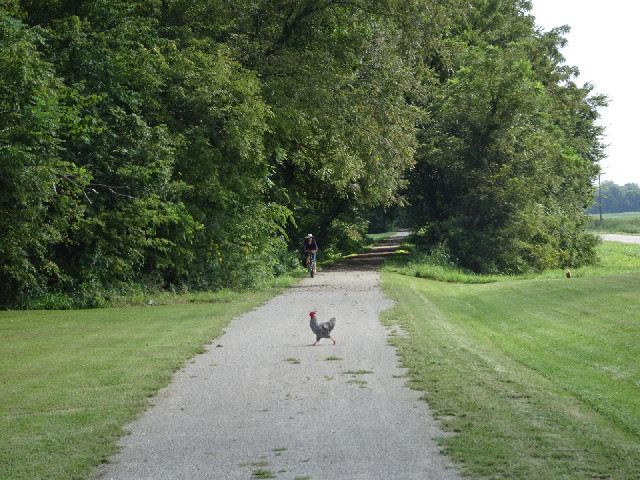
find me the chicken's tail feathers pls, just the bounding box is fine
[328,317,336,329]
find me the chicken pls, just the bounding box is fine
[309,311,336,346]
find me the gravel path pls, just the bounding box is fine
[600,233,640,244]
[95,233,461,480]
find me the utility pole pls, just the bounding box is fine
[598,173,603,225]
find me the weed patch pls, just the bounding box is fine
[251,469,276,479]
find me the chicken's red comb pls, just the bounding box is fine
[309,311,316,316]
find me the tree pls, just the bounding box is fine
[0,10,90,305]
[0,0,609,307]
[160,39,287,288]
[406,1,604,273]
[19,0,294,294]
[34,6,197,291]
[194,1,424,243]
[589,181,640,213]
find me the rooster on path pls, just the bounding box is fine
[309,311,336,346]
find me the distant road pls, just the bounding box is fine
[600,234,640,244]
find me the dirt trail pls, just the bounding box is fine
[95,233,461,480]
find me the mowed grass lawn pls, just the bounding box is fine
[381,242,640,479]
[2,241,639,480]
[0,280,297,480]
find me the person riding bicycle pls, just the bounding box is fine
[303,234,318,273]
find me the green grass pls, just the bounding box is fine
[384,239,640,283]
[0,278,298,480]
[272,447,287,456]
[577,241,640,276]
[251,469,276,479]
[347,379,368,388]
[381,253,640,478]
[382,242,505,283]
[587,212,640,234]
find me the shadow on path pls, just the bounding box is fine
[323,231,409,272]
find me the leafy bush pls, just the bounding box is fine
[383,241,499,284]
[412,209,599,275]
[322,219,370,260]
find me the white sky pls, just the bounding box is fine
[530,0,640,185]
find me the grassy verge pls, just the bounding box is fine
[0,276,299,480]
[384,240,640,283]
[381,245,640,479]
[587,212,640,234]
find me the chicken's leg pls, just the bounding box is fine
[309,337,336,346]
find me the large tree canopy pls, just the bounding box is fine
[406,0,605,273]
[0,0,605,307]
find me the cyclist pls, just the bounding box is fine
[303,233,318,274]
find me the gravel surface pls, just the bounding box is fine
[95,232,461,480]
[600,233,640,244]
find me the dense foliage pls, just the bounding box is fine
[405,0,605,273]
[1,0,605,307]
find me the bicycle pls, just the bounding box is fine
[306,250,316,278]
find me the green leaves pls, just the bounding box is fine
[0,0,607,306]
[0,13,90,304]
[407,1,605,274]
